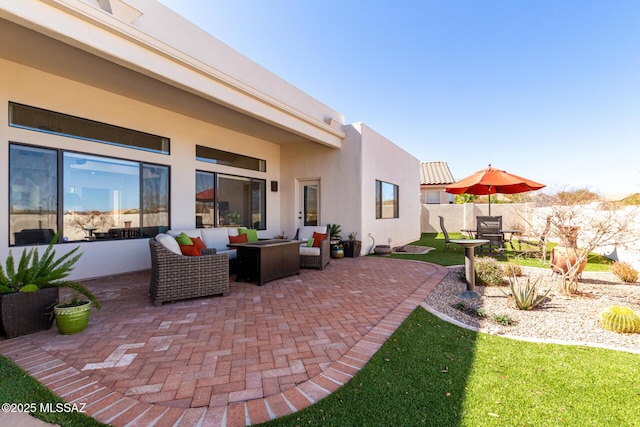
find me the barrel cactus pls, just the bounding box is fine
[600,306,640,334]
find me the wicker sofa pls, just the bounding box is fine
[149,236,229,306]
[294,226,330,270]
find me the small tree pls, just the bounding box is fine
[537,189,639,294]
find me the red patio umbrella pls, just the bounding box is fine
[445,164,545,215]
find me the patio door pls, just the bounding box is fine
[298,179,320,227]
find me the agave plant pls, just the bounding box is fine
[0,232,101,309]
[505,273,550,310]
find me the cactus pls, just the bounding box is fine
[600,306,640,334]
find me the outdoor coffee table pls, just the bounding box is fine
[228,239,300,285]
[450,239,489,298]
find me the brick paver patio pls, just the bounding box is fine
[0,256,448,426]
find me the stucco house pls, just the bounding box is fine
[420,161,454,204]
[0,0,419,280]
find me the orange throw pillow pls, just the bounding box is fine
[229,233,248,244]
[312,232,326,247]
[191,236,207,251]
[179,244,201,256]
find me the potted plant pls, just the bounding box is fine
[327,223,344,258]
[330,242,344,259]
[327,223,342,245]
[54,293,94,335]
[343,232,362,257]
[0,232,101,338]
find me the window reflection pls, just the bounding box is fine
[376,180,399,219]
[196,171,266,229]
[8,143,169,245]
[63,153,140,242]
[9,145,58,245]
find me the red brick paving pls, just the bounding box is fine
[0,256,447,426]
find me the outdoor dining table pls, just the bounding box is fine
[450,239,489,298]
[460,228,521,251]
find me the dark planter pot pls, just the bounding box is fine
[0,287,59,339]
[343,241,362,257]
[54,301,91,335]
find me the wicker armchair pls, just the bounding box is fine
[295,226,330,270]
[149,237,229,306]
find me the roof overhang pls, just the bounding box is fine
[0,0,345,147]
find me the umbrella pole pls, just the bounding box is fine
[488,185,492,216]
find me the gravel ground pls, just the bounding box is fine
[424,266,640,353]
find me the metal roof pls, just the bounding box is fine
[420,161,455,185]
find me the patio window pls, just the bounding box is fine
[9,143,169,245]
[196,171,266,229]
[375,180,399,219]
[9,102,170,154]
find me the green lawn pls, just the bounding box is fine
[391,232,613,271]
[0,355,107,427]
[0,233,625,426]
[259,307,640,426]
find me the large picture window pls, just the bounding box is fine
[9,143,169,245]
[196,171,266,229]
[376,180,399,219]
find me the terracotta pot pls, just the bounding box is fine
[550,246,587,275]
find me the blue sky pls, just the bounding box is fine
[156,0,640,196]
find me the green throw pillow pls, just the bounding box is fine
[306,237,314,247]
[175,232,193,245]
[238,228,258,242]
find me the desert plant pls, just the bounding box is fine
[506,274,550,310]
[600,306,640,334]
[492,313,515,326]
[610,261,638,283]
[474,257,505,286]
[504,261,523,277]
[0,233,101,309]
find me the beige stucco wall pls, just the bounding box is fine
[0,57,282,279]
[358,124,421,251]
[279,137,362,241]
[279,123,420,254]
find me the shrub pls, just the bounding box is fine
[474,257,505,286]
[610,261,638,283]
[504,262,523,277]
[506,274,550,310]
[600,306,640,334]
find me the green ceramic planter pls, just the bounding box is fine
[54,301,91,335]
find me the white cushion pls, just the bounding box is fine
[227,227,240,237]
[299,246,321,256]
[200,227,232,251]
[297,226,328,241]
[155,233,181,255]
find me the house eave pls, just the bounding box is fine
[0,0,345,148]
